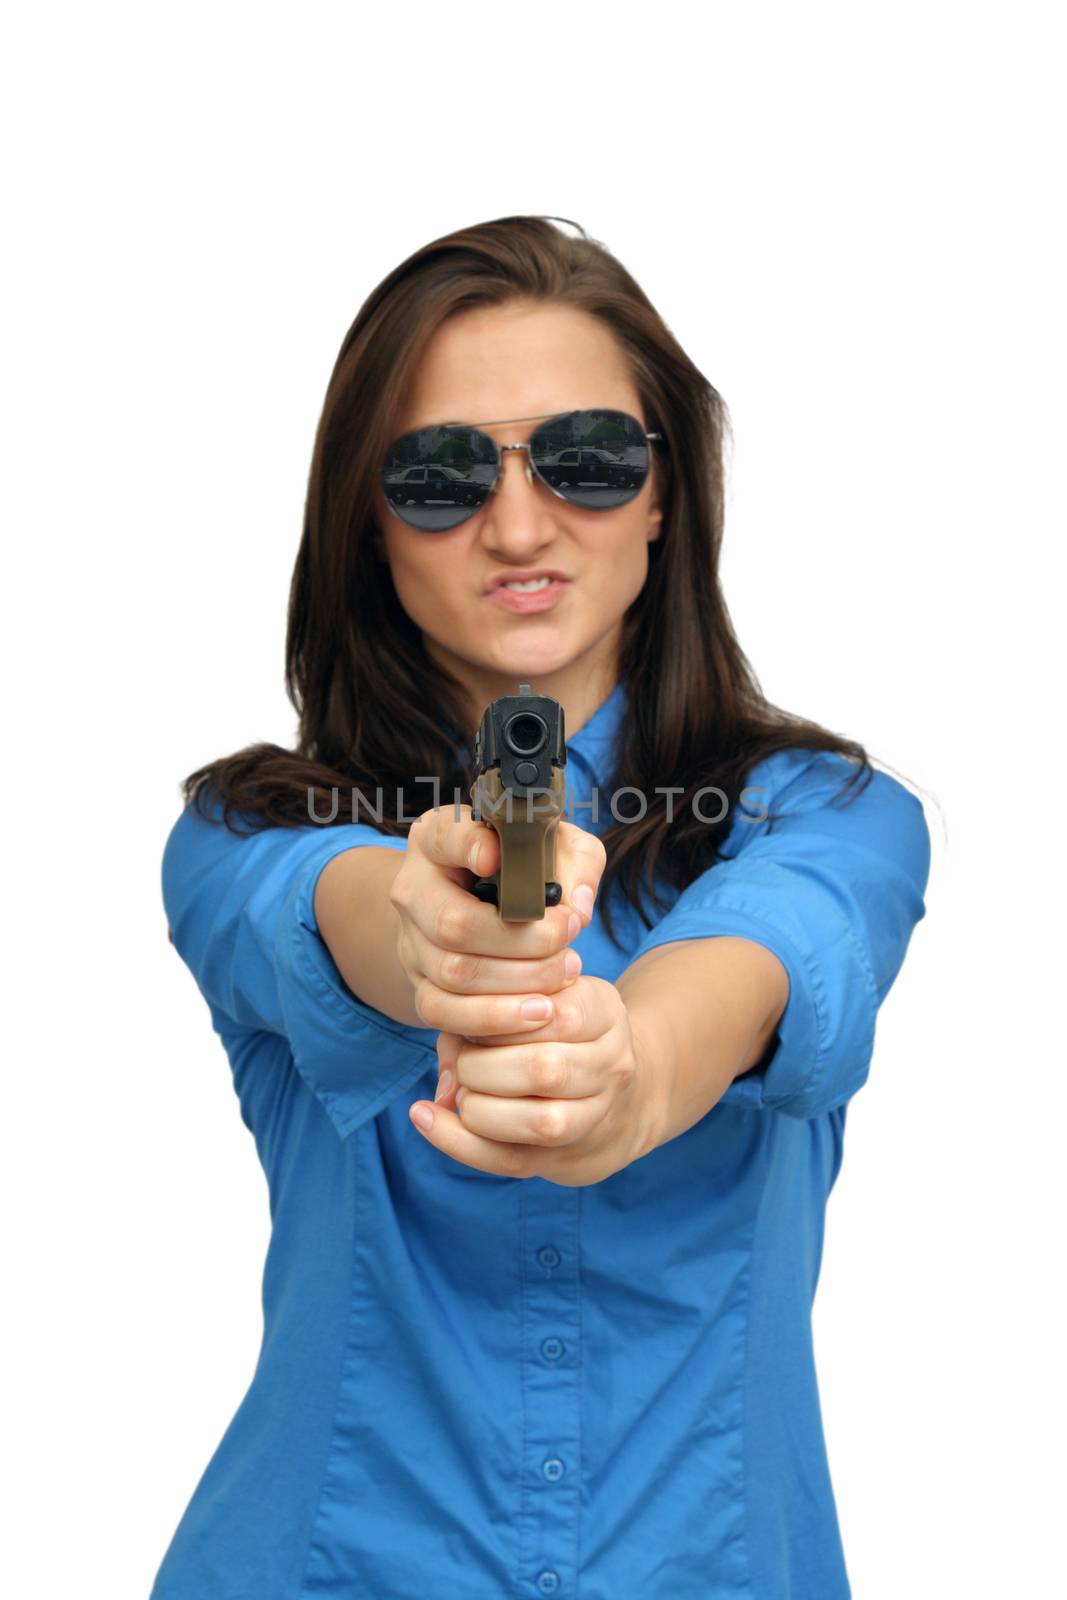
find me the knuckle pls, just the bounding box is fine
[438,947,480,989]
[416,806,446,856]
[552,990,582,1033]
[532,1102,566,1143]
[432,898,469,949]
[533,1048,567,1095]
[388,871,410,910]
[615,1049,637,1089]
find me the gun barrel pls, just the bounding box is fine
[469,683,567,921]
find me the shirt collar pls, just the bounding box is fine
[565,679,627,786]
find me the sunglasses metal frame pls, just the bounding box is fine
[381,409,663,525]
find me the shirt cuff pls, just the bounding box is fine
[628,860,879,1118]
[274,836,439,1139]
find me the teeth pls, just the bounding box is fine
[504,577,552,592]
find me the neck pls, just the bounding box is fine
[427,641,621,745]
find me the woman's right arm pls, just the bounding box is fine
[315,846,421,1026]
[162,800,439,1139]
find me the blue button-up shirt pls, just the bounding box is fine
[153,681,930,1599]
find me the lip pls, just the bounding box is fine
[484,574,571,614]
[482,569,571,595]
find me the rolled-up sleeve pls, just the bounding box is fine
[626,751,931,1118]
[162,800,439,1138]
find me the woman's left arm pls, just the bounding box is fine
[617,935,790,1153]
[620,752,932,1140]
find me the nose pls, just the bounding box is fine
[494,443,535,492]
[476,443,557,557]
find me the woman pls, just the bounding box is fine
[155,215,930,1599]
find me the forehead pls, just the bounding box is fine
[399,301,641,430]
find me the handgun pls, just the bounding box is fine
[469,682,567,921]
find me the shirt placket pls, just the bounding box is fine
[516,1180,583,1598]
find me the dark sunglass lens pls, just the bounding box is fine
[381,424,497,530]
[529,409,650,509]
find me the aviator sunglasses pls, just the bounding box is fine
[380,407,663,532]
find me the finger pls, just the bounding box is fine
[554,819,608,925]
[414,802,595,940]
[424,940,582,998]
[396,819,576,961]
[409,801,494,887]
[451,1082,605,1148]
[445,1033,600,1102]
[397,877,576,964]
[412,978,561,1038]
[407,1096,540,1179]
[459,972,606,1049]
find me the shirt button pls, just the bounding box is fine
[537,1246,560,1269]
[542,1456,565,1482]
[536,1573,560,1595]
[541,1337,563,1361]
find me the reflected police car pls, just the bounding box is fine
[536,444,639,490]
[382,462,483,511]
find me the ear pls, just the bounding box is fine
[645,448,666,542]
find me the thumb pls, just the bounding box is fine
[556,818,607,925]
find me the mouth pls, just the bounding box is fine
[482,569,571,596]
[483,570,571,615]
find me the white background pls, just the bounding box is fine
[4,4,1063,1595]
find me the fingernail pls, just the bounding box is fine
[410,1104,433,1131]
[455,1087,467,1112]
[435,1069,454,1102]
[522,996,552,1020]
[469,840,482,871]
[564,949,581,979]
[567,913,580,941]
[573,885,595,919]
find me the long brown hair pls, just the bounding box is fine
[179,214,874,949]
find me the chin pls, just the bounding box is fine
[490,637,579,678]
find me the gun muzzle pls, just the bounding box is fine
[469,682,566,921]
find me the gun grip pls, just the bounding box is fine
[470,766,567,921]
[471,877,562,909]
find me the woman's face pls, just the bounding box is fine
[374,300,663,735]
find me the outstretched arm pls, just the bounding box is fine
[617,936,789,1152]
[315,845,420,1025]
